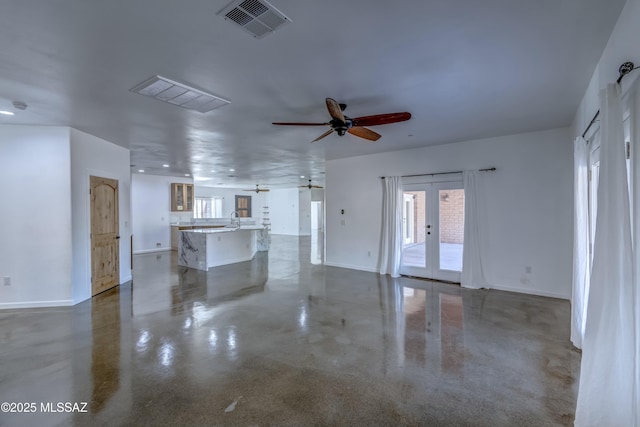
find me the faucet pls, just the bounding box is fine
[230,211,240,228]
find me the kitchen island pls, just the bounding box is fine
[178,226,268,271]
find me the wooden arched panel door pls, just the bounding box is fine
[90,176,120,296]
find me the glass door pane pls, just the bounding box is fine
[438,188,464,272]
[402,190,426,268]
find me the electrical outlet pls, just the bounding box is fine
[367,251,371,257]
[3,276,10,286]
[525,266,532,274]
[156,243,162,247]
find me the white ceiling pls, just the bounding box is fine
[0,0,626,187]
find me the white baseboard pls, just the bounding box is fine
[323,263,569,300]
[0,300,74,310]
[324,261,378,273]
[133,247,172,255]
[489,283,569,300]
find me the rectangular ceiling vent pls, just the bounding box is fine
[130,76,230,113]
[218,0,291,39]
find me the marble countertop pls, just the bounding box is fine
[181,225,266,234]
[170,219,259,226]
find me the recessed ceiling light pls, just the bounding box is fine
[194,177,212,182]
[300,175,305,178]
[185,174,190,177]
[162,164,170,168]
[229,168,235,172]
[211,170,216,173]
[0,111,14,116]
[138,169,145,173]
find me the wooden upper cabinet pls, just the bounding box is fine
[171,183,194,212]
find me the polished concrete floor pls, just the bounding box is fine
[0,235,579,426]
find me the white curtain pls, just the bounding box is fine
[461,170,489,289]
[571,136,590,349]
[379,176,403,277]
[633,78,640,427]
[575,84,636,426]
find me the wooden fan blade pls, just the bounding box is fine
[351,112,411,127]
[312,129,334,142]
[325,98,345,122]
[348,126,381,141]
[272,122,329,126]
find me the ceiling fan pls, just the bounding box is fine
[300,180,323,189]
[273,98,411,143]
[243,184,270,193]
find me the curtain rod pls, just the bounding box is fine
[381,167,495,179]
[581,61,638,139]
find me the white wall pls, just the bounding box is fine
[299,190,312,236]
[326,127,573,299]
[573,0,640,138]
[70,129,131,304]
[131,174,192,253]
[0,126,73,308]
[270,188,300,235]
[194,186,264,219]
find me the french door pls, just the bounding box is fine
[401,181,464,282]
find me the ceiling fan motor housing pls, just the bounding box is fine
[331,117,353,136]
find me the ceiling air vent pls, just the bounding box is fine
[218,0,291,39]
[130,76,230,113]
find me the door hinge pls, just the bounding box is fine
[588,170,592,181]
[626,141,631,160]
[90,233,92,239]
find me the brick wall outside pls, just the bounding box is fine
[439,189,465,244]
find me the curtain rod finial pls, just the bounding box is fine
[617,62,635,84]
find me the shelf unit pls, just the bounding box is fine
[262,206,271,230]
[170,183,194,212]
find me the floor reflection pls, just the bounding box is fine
[382,278,466,376]
[440,293,464,375]
[91,287,121,413]
[132,251,269,317]
[310,230,324,265]
[402,287,427,367]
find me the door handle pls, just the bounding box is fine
[115,236,121,239]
